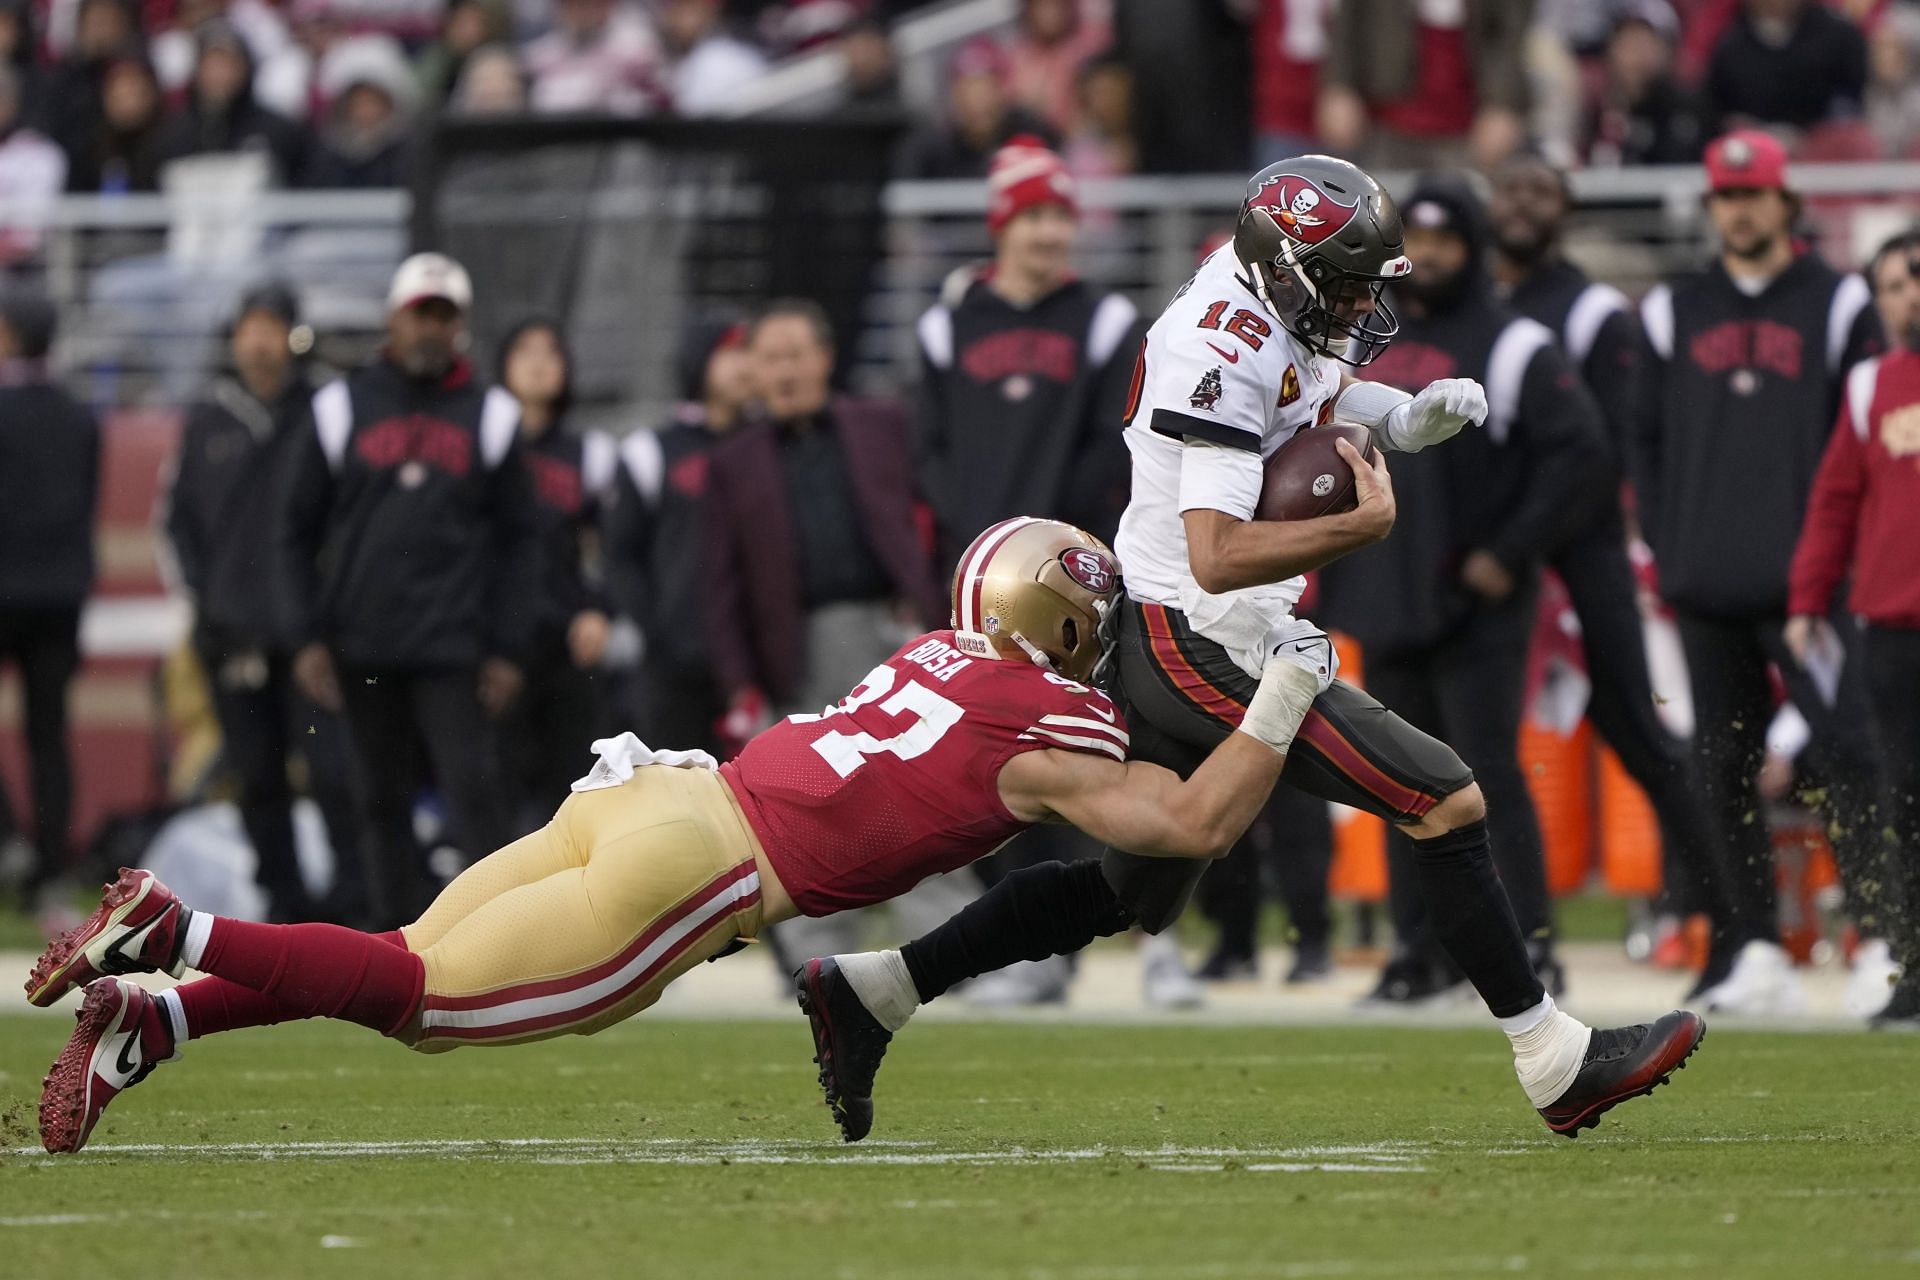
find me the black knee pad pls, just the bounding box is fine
[1011,858,1135,939]
[1099,848,1206,934]
[1410,817,1492,867]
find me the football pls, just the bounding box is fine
[1256,422,1378,522]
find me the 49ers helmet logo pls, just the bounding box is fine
[1248,175,1359,247]
[1061,547,1116,593]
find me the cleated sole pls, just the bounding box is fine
[794,961,867,1144]
[25,869,157,1007]
[38,980,129,1154]
[1547,1018,1707,1139]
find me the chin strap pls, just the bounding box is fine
[953,627,1054,672]
[1010,632,1058,672]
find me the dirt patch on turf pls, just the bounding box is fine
[0,1098,35,1150]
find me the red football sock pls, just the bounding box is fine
[163,928,415,1042]
[167,976,293,1040]
[191,918,425,1037]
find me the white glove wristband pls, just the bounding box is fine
[1237,658,1321,756]
[1329,380,1414,438]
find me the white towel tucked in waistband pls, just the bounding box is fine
[570,732,719,792]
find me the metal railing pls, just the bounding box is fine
[857,163,1920,393]
[13,189,407,408]
[7,161,1917,411]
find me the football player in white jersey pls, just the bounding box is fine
[809,158,1706,1141]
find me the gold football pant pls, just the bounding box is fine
[399,765,765,1052]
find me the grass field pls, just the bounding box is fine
[2,1015,1916,1279]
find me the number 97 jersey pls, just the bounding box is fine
[719,630,1130,916]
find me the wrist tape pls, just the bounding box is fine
[1236,658,1321,756]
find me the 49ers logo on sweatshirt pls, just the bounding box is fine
[356,415,473,479]
[1248,175,1359,247]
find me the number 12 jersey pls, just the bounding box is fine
[1114,243,1344,674]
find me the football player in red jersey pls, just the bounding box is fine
[24,517,1340,1154]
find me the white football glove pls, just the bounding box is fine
[1379,377,1487,453]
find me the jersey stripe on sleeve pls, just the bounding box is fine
[1038,713,1130,747]
[1150,407,1262,451]
[1018,727,1127,760]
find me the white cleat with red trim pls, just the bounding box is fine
[39,977,179,1154]
[24,867,188,1008]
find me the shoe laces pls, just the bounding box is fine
[1584,1023,1648,1066]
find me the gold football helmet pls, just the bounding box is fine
[950,517,1120,681]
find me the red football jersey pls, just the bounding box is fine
[721,631,1130,916]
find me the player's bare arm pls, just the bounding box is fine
[999,623,1324,856]
[1184,437,1393,593]
[996,735,1282,861]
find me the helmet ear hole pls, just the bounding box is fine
[1062,618,1079,652]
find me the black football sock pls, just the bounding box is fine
[1411,819,1545,1019]
[900,859,1135,1003]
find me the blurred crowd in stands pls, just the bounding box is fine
[0,0,1916,217]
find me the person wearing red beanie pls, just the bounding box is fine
[913,135,1196,1009]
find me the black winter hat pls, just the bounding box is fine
[0,288,57,359]
[677,313,748,403]
[234,280,302,330]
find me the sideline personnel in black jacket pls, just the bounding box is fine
[278,254,540,929]
[0,290,97,891]
[492,317,617,833]
[1319,179,1610,1003]
[603,317,755,757]
[1632,131,1892,1014]
[160,283,359,922]
[1488,153,1739,1000]
[913,137,1138,575]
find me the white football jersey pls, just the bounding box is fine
[1113,245,1343,674]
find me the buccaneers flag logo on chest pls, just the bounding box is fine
[1249,175,1360,247]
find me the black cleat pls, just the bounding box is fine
[1358,952,1463,1007]
[1195,947,1259,983]
[794,957,893,1143]
[1538,1010,1706,1137]
[1871,980,1920,1031]
[1283,941,1333,985]
[1682,940,1738,1003]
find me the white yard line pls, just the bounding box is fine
[0,1206,461,1229]
[12,1131,1862,1165]
[7,1135,1441,1168]
[13,1132,1855,1171]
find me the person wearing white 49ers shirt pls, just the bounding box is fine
[841,156,1707,1140]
